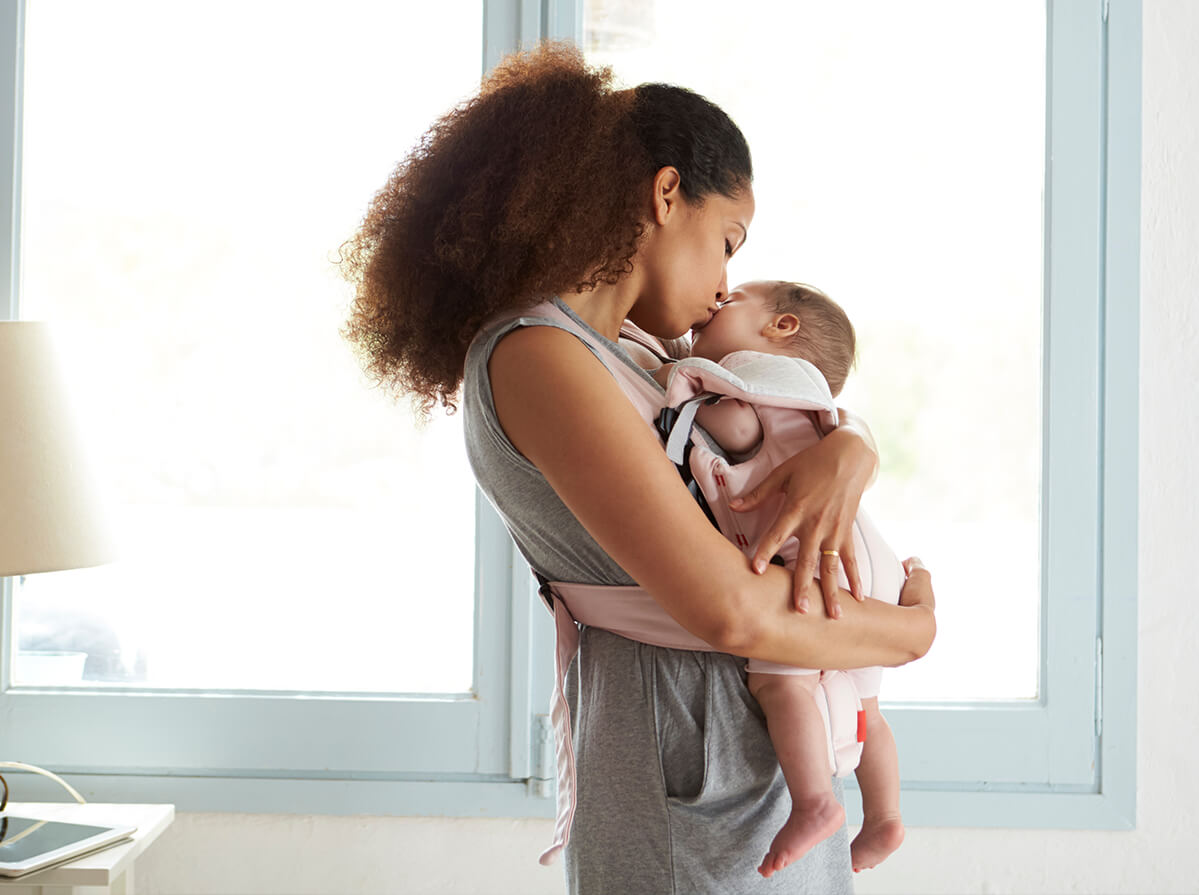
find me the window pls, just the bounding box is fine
[14,1,485,696]
[1,0,1137,826]
[580,0,1137,825]
[589,0,1046,703]
[0,0,559,817]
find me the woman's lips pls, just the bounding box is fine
[692,309,718,334]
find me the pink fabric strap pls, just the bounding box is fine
[537,580,714,865]
[511,302,675,865]
[539,594,580,866]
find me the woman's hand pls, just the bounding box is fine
[728,425,877,618]
[899,556,934,610]
[897,557,936,658]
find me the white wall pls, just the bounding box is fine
[137,3,1199,893]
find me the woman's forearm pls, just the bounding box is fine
[715,565,935,670]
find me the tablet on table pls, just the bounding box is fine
[0,813,137,878]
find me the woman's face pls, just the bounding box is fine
[630,182,755,339]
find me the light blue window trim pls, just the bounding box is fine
[0,0,1138,830]
[858,0,1139,829]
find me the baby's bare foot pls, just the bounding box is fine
[758,793,845,878]
[851,815,905,872]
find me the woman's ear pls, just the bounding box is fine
[651,166,683,226]
[765,312,801,341]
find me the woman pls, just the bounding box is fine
[342,45,935,894]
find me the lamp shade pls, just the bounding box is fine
[0,322,115,576]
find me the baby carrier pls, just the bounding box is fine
[500,302,897,865]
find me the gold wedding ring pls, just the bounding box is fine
[821,550,840,559]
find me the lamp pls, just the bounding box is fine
[0,322,115,831]
[0,321,115,577]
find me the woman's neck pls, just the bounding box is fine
[559,276,642,342]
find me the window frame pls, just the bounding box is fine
[0,0,1138,830]
[875,0,1138,829]
[0,0,559,820]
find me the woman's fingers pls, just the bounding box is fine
[752,493,827,580]
[727,468,780,514]
[813,523,859,618]
[731,470,798,575]
[792,545,820,613]
[840,545,865,602]
[729,470,788,574]
[730,436,873,616]
[819,551,842,619]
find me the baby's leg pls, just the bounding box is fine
[850,697,905,872]
[747,671,846,879]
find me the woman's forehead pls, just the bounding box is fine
[721,186,756,224]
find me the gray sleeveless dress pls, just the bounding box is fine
[462,298,853,894]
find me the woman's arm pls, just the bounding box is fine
[489,326,934,669]
[835,406,880,482]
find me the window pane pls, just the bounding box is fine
[586,0,1044,699]
[12,0,483,693]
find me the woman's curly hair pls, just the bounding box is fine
[340,43,751,414]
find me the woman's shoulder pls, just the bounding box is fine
[461,304,640,588]
[466,300,607,380]
[463,300,636,469]
[469,299,663,418]
[487,321,601,384]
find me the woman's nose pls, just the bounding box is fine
[715,270,728,303]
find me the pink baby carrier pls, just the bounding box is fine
[656,348,904,688]
[506,302,902,865]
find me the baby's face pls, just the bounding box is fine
[689,281,779,362]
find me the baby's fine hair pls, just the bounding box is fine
[766,282,856,397]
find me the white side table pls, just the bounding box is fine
[0,803,174,895]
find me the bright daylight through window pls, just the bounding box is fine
[585,0,1045,701]
[11,0,1044,705]
[11,0,483,694]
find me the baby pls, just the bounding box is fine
[642,281,904,878]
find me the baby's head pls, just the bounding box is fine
[689,280,856,396]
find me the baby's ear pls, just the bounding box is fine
[767,312,801,339]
